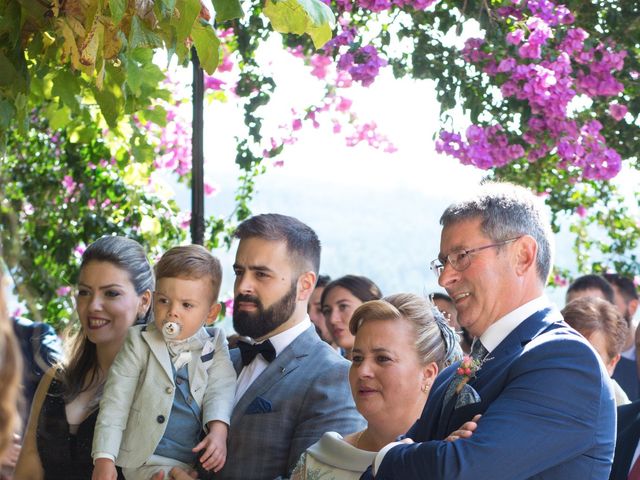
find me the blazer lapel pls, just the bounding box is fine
[230,348,243,375]
[231,327,314,424]
[141,325,174,383]
[436,307,562,437]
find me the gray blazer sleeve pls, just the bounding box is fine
[285,353,365,474]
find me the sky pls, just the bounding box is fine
[167,44,487,300]
[163,36,639,318]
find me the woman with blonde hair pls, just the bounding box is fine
[292,293,466,480]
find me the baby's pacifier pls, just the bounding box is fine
[162,321,182,340]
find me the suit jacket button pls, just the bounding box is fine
[165,387,173,394]
[157,415,165,424]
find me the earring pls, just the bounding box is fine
[421,383,431,394]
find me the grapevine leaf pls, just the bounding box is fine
[263,0,335,49]
[213,0,243,22]
[192,21,220,74]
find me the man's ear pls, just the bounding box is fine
[514,235,537,277]
[629,298,639,318]
[206,303,223,325]
[297,271,317,302]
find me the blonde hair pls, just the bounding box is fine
[0,273,21,458]
[350,293,462,370]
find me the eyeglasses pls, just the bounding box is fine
[430,237,522,277]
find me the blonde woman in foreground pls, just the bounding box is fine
[292,293,471,480]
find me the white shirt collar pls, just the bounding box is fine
[480,295,551,352]
[245,315,312,357]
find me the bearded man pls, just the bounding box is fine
[217,213,364,480]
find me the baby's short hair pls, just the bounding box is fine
[155,245,222,302]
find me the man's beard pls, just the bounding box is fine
[233,282,298,339]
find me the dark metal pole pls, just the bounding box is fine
[191,47,205,246]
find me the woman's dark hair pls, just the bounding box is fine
[62,236,153,402]
[320,275,382,307]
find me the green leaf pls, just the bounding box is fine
[109,0,127,24]
[44,103,71,130]
[0,52,19,86]
[173,0,201,45]
[129,16,164,50]
[93,87,120,128]
[158,0,177,20]
[52,70,80,111]
[126,57,144,95]
[213,0,243,22]
[263,0,335,49]
[0,100,15,129]
[192,21,220,74]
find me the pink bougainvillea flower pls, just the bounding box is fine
[204,76,225,91]
[56,286,72,296]
[204,182,217,196]
[608,103,628,121]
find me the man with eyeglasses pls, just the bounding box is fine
[362,183,616,480]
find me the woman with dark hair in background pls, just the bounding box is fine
[15,236,153,480]
[321,275,382,358]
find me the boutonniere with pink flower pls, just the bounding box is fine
[455,355,483,393]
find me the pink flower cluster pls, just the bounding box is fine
[336,0,438,13]
[336,45,387,87]
[154,109,192,176]
[439,0,628,181]
[345,121,397,153]
[436,125,524,169]
[323,27,386,87]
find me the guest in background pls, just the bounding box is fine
[566,273,639,400]
[292,293,463,480]
[308,274,334,345]
[603,273,640,400]
[609,399,640,480]
[430,292,471,354]
[12,317,63,419]
[321,275,382,358]
[2,317,63,478]
[565,274,615,304]
[15,236,153,480]
[562,297,630,405]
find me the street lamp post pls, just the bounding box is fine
[190,47,205,246]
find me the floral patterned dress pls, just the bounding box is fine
[291,432,376,480]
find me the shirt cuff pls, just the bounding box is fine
[373,441,403,475]
[93,453,116,463]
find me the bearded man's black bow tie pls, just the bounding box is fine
[238,339,276,366]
